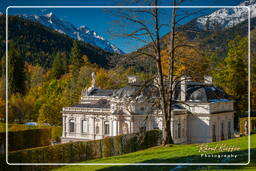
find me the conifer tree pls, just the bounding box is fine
[51,52,66,79]
[70,40,83,77]
[69,40,84,104]
[8,43,26,95]
[214,36,247,116]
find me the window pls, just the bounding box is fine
[104,122,110,135]
[153,120,159,130]
[212,124,216,142]
[82,120,87,134]
[96,124,99,134]
[221,122,225,140]
[228,121,231,139]
[178,123,181,139]
[182,128,185,138]
[122,123,129,134]
[69,119,75,133]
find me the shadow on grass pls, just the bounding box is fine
[96,148,255,171]
[1,149,255,171]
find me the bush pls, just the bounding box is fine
[2,129,162,169]
[0,128,52,152]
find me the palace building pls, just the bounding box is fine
[61,73,234,144]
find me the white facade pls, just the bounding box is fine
[61,75,234,144]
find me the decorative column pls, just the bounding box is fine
[116,117,119,136]
[93,116,95,140]
[62,115,66,137]
[111,119,113,136]
[74,117,76,137]
[101,116,104,138]
[130,117,133,133]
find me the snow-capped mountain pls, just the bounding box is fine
[20,12,124,54]
[196,0,256,30]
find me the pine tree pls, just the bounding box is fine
[69,40,84,104]
[70,40,83,77]
[51,52,66,79]
[214,36,247,115]
[8,43,26,95]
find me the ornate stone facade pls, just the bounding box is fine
[61,74,234,144]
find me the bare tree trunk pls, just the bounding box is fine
[109,0,204,145]
[152,0,170,145]
[165,0,177,145]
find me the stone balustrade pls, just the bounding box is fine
[62,107,111,113]
[185,101,234,114]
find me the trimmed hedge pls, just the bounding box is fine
[0,128,52,152]
[1,130,162,171]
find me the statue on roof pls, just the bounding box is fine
[91,72,96,88]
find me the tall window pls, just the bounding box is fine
[228,121,231,139]
[212,124,216,142]
[96,124,99,134]
[122,123,129,134]
[221,122,225,140]
[69,119,75,133]
[82,120,87,134]
[178,123,181,139]
[104,122,110,135]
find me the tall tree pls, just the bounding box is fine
[70,40,83,77]
[110,0,207,145]
[8,42,26,95]
[69,40,84,105]
[51,52,67,79]
[213,36,247,117]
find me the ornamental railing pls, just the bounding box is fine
[62,107,111,113]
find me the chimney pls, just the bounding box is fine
[204,75,212,84]
[128,76,137,84]
[180,76,187,101]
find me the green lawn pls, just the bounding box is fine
[55,134,256,171]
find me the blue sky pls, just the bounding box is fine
[1,0,243,53]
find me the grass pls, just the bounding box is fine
[55,134,256,171]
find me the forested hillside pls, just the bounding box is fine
[0,15,112,68]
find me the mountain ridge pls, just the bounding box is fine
[20,12,124,54]
[0,15,112,68]
[195,0,256,30]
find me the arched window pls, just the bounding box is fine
[96,124,99,134]
[221,122,225,140]
[178,123,181,139]
[212,124,216,142]
[122,123,129,134]
[82,120,88,134]
[228,121,231,139]
[104,122,110,135]
[69,119,75,133]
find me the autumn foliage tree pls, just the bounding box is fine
[213,36,248,118]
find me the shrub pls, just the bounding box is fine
[0,128,52,152]
[2,129,162,170]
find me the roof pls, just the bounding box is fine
[113,85,141,98]
[88,88,113,96]
[73,99,110,108]
[174,82,229,102]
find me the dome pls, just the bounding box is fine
[174,82,229,102]
[113,85,141,98]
